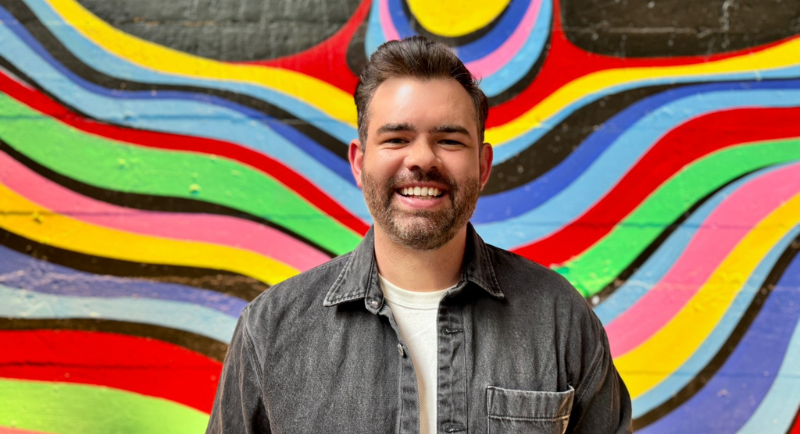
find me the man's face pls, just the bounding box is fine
[349,77,492,250]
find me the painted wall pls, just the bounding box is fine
[1,0,800,432]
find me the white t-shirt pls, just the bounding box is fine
[379,275,454,434]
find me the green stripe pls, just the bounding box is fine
[0,94,360,254]
[557,139,800,297]
[0,378,208,434]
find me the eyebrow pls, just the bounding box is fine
[429,124,471,136]
[375,123,471,136]
[376,123,416,135]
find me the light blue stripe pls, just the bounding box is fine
[476,89,800,248]
[737,296,800,434]
[22,0,359,145]
[631,222,800,418]
[0,284,237,343]
[0,24,371,220]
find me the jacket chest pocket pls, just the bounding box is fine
[486,386,574,434]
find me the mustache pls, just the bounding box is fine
[388,168,456,191]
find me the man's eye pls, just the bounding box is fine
[440,140,464,146]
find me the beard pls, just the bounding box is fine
[362,168,481,251]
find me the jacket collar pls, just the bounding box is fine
[323,223,504,312]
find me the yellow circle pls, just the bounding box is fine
[407,0,513,38]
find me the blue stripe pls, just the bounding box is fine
[0,244,248,317]
[0,284,238,343]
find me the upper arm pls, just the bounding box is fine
[206,310,271,434]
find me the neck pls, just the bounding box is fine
[373,225,468,292]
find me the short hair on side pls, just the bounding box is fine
[354,36,489,144]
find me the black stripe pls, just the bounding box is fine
[0,318,229,361]
[0,227,267,301]
[0,0,348,161]
[632,233,800,429]
[485,26,552,107]
[483,82,677,194]
[592,169,760,304]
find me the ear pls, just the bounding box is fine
[479,142,493,189]
[349,139,364,188]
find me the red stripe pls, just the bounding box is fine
[0,72,369,236]
[236,0,370,93]
[0,330,222,413]
[789,406,800,434]
[486,0,788,127]
[512,106,800,265]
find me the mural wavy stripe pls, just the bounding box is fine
[0,244,248,315]
[0,318,229,361]
[562,137,800,297]
[479,81,800,211]
[0,428,50,434]
[593,149,800,320]
[0,283,237,342]
[617,187,800,398]
[605,163,800,359]
[480,85,800,251]
[0,330,222,412]
[632,225,800,422]
[0,181,298,286]
[0,378,209,433]
[1,152,330,273]
[0,94,361,255]
[638,248,800,432]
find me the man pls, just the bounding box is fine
[207,36,632,433]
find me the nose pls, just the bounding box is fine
[404,139,440,172]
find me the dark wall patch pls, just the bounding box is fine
[562,0,800,57]
[76,0,363,61]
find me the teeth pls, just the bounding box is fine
[400,186,442,198]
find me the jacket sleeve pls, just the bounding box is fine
[567,306,633,434]
[206,308,272,433]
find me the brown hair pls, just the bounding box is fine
[354,36,489,144]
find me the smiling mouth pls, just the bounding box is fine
[397,186,445,199]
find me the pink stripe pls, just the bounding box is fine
[0,428,52,434]
[378,0,401,42]
[0,152,330,271]
[465,0,543,78]
[607,161,800,357]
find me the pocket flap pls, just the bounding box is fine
[486,386,575,420]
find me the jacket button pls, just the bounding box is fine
[369,299,379,308]
[397,343,405,357]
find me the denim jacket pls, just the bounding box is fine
[206,224,632,433]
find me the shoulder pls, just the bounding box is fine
[485,244,586,305]
[239,253,352,327]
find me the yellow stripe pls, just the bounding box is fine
[614,191,800,398]
[0,183,298,285]
[407,0,511,37]
[45,0,357,127]
[485,38,800,145]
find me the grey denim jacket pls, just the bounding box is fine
[206,224,633,434]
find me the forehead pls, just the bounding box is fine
[367,77,478,135]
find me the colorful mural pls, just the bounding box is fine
[1,0,800,431]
